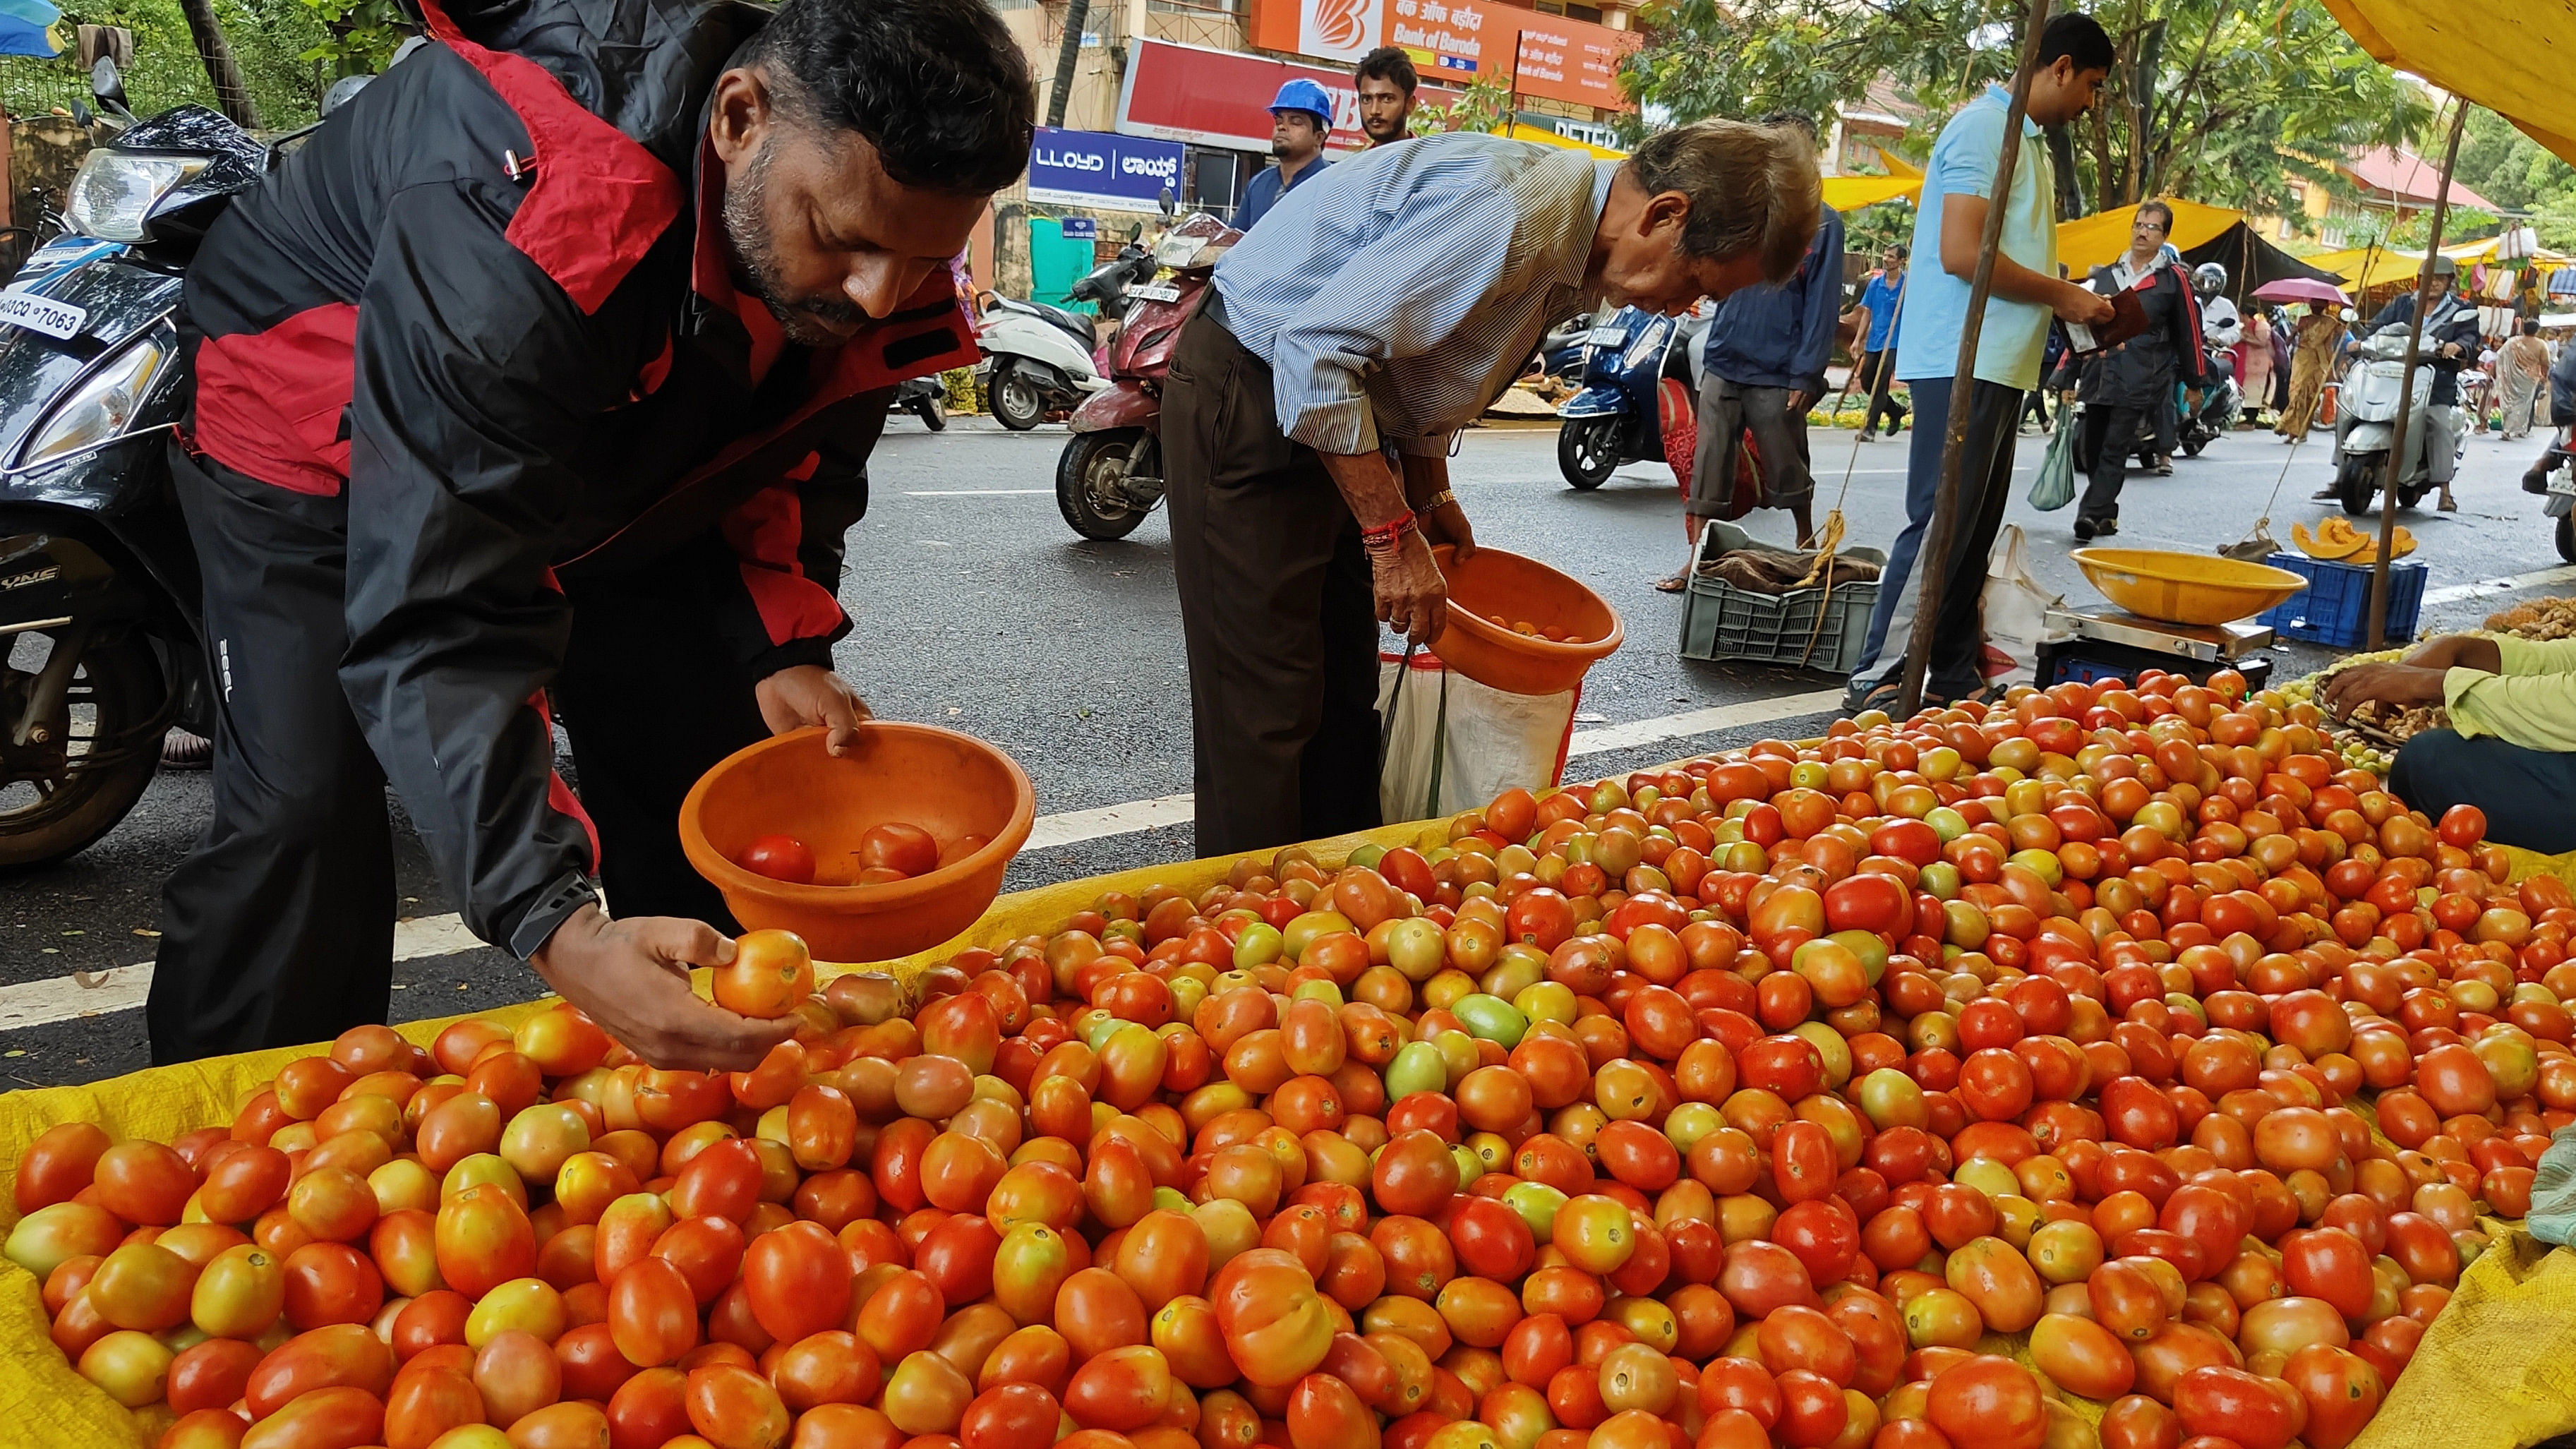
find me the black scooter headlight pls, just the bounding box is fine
[18,322,176,469]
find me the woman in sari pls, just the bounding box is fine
[2275,302,2343,443]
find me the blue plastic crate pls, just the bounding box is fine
[2256,551,2426,648]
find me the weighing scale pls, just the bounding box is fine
[2034,606,2277,690]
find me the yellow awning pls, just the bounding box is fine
[2054,199,2244,276]
[1501,122,1625,160]
[2307,239,2576,291]
[2320,0,2576,168]
[1821,174,1921,212]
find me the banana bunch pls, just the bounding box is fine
[2291,517,2416,564]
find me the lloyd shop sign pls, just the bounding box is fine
[1026,127,1188,214]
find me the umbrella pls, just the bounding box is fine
[0,0,56,56]
[2251,277,2349,306]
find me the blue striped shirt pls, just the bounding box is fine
[1210,133,1616,457]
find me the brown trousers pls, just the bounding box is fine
[1164,310,1383,858]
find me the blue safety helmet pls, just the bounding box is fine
[1268,78,1334,128]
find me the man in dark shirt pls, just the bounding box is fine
[1682,114,1842,562]
[2349,255,2480,510]
[1354,47,1417,146]
[1236,79,1333,229]
[2072,199,2205,540]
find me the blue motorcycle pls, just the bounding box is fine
[1555,306,1702,490]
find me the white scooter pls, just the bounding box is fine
[2331,324,2461,515]
[973,291,1109,431]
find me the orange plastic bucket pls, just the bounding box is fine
[680,724,1036,962]
[1429,545,1624,695]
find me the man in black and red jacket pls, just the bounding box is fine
[150,0,1033,1068]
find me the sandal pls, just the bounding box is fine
[1935,679,2014,709]
[1654,572,1690,593]
[1843,678,1904,716]
[2438,492,2459,512]
[161,728,213,771]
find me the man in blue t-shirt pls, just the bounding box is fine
[1848,243,1908,439]
[1236,80,1334,231]
[1843,12,2120,713]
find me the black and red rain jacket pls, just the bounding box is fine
[176,0,979,959]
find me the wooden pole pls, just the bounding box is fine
[1898,0,2056,714]
[2364,100,2469,651]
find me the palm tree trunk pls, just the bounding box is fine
[174,0,260,129]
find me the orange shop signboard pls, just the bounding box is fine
[1246,0,1636,111]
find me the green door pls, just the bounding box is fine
[1028,219,1098,313]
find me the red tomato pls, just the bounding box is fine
[739,834,817,884]
[859,823,942,877]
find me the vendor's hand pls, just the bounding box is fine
[2056,285,2117,327]
[2321,662,2450,717]
[757,665,873,757]
[1375,529,1450,648]
[1421,495,1476,566]
[531,904,797,1071]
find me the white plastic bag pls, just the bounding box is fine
[1377,654,1578,824]
[1980,524,2067,686]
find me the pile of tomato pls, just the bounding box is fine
[8,668,2565,1449]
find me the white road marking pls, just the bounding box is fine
[904,490,1053,497]
[0,686,1849,1034]
[2420,563,2576,606]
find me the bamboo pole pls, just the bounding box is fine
[1897,0,2057,714]
[2364,100,2469,651]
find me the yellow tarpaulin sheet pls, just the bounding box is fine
[2307,239,2576,294]
[2055,198,2244,277]
[1822,173,1922,212]
[2320,0,2576,169]
[5,799,2571,1449]
[1500,122,1624,160]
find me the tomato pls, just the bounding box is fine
[2280,1344,2384,1449]
[744,1219,852,1342]
[610,1256,702,1367]
[2172,1366,2299,1449]
[241,1385,385,1449]
[1927,1358,2043,1449]
[714,930,817,1019]
[385,1366,486,1449]
[962,1382,1063,1449]
[93,1138,198,1226]
[168,1336,265,1417]
[435,1185,536,1302]
[2030,1313,2135,1399]
[1211,1249,1334,1388]
[686,1360,793,1447]
[2278,1229,2373,1321]
[16,1122,111,1214]
[741,834,817,883]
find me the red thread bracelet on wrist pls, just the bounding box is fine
[1360,510,1417,548]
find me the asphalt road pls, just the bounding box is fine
[1,409,2563,1087]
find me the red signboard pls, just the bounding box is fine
[1117,37,1462,153]
[1246,0,1635,111]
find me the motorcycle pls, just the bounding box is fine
[973,243,1157,432]
[0,59,335,870]
[1054,213,1239,541]
[2174,344,2241,457]
[892,374,947,431]
[1534,310,1600,385]
[1555,306,1702,490]
[2526,416,2574,562]
[2333,323,2464,515]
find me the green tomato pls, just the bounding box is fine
[1826,929,1889,985]
[1384,917,1447,983]
[1385,1040,1448,1100]
[1502,1182,1567,1243]
[1918,861,1962,900]
[1451,993,1529,1050]
[1347,843,1387,870]
[1232,923,1284,970]
[1282,909,1355,962]
[1924,806,1970,842]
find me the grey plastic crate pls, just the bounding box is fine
[1678,521,1885,673]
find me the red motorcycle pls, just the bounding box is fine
[1055,213,1241,541]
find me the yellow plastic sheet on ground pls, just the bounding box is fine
[8,805,2574,1449]
[0,817,1438,1449]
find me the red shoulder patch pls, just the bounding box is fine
[424,13,682,314]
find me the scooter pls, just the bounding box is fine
[973,244,1155,432]
[0,59,339,870]
[892,374,947,431]
[1534,311,1599,385]
[2333,324,2464,515]
[2525,416,2574,563]
[2175,345,2241,457]
[1555,306,1702,490]
[1054,213,1239,540]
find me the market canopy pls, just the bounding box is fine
[2306,238,2576,292]
[2054,199,2242,275]
[2321,0,2576,167]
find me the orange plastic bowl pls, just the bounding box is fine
[680,724,1035,963]
[1430,545,1625,695]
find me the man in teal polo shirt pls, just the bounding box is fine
[1844,12,2119,712]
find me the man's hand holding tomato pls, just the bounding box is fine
[757,663,874,757]
[531,907,798,1072]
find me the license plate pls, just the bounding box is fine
[1128,282,1181,303]
[0,289,86,340]
[1584,325,1627,345]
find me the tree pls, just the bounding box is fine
[1432,75,1512,136]
[175,0,258,125]
[1619,0,2428,224]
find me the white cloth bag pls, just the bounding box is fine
[1980,523,2067,685]
[1376,654,1578,824]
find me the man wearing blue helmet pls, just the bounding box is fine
[1238,78,1334,229]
